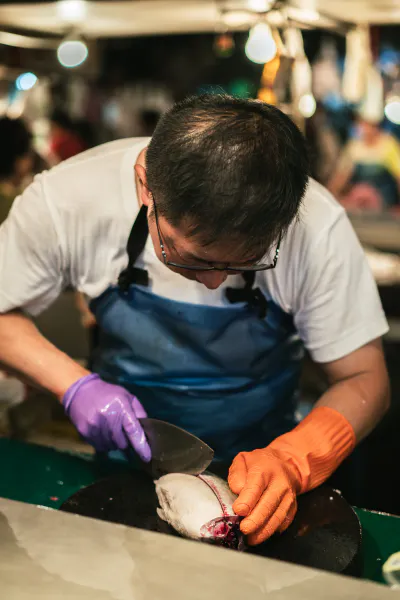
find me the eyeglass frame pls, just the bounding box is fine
[150,192,281,273]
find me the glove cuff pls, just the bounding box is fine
[62,373,100,412]
[269,406,356,494]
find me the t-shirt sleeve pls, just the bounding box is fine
[0,173,64,316]
[293,211,388,363]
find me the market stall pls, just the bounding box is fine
[1,2,400,597]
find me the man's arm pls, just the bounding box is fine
[228,338,390,546]
[316,337,390,442]
[228,342,390,546]
[0,310,89,399]
[0,173,150,460]
[0,310,151,460]
[228,206,389,545]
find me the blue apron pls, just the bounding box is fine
[90,206,304,462]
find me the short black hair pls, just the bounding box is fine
[0,117,32,179]
[146,94,309,256]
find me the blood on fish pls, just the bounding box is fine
[200,515,245,550]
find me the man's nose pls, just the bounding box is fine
[196,271,228,289]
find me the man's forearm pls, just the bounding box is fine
[0,311,89,400]
[315,369,390,443]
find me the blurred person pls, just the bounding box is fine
[0,116,33,224]
[0,117,33,417]
[328,115,400,212]
[48,109,87,165]
[305,102,341,185]
[0,95,389,545]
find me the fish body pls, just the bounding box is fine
[155,472,245,550]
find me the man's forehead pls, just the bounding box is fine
[159,214,262,264]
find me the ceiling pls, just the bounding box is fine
[0,0,399,42]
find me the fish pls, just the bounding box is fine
[155,472,245,550]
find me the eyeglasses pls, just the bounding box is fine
[151,193,281,273]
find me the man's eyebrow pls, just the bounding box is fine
[162,236,209,263]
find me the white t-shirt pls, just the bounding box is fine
[0,137,388,364]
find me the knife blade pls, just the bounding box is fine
[139,418,214,478]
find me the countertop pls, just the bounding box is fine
[1,437,400,587]
[0,496,396,600]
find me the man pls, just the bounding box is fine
[0,96,389,545]
[328,113,400,211]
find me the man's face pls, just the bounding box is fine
[135,161,264,290]
[147,211,259,290]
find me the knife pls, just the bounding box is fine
[138,418,214,478]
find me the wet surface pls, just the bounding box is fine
[60,471,362,576]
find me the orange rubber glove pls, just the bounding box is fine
[228,406,356,545]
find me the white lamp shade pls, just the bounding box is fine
[245,23,277,64]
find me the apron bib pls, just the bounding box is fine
[90,206,304,462]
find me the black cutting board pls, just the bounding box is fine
[60,470,362,576]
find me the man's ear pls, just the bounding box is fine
[134,164,152,207]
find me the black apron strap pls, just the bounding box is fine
[226,271,268,319]
[119,205,268,317]
[118,205,150,292]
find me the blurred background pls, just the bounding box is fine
[1,0,400,515]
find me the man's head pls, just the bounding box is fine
[136,94,309,289]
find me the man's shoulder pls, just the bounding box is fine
[292,178,345,243]
[49,137,150,172]
[41,137,149,218]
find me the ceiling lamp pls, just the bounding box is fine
[384,96,400,125]
[298,93,316,118]
[245,22,277,64]
[57,33,88,68]
[16,72,38,91]
[214,33,235,58]
[57,0,88,23]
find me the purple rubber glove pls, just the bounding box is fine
[62,374,151,462]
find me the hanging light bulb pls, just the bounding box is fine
[384,96,400,125]
[245,23,277,64]
[57,33,88,68]
[16,72,38,91]
[298,94,316,118]
[214,33,235,58]
[57,0,88,23]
